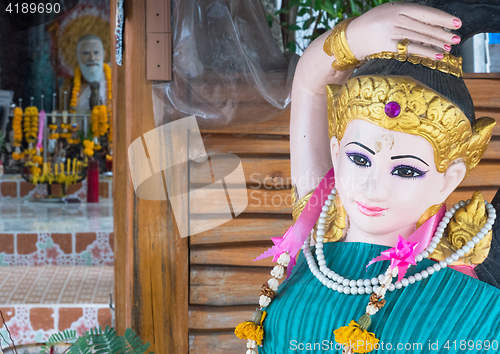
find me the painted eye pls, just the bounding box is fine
[391,165,426,178]
[347,153,371,167]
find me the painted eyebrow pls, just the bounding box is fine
[344,142,375,155]
[391,155,429,166]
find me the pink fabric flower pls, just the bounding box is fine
[367,235,418,282]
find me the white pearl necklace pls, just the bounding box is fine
[304,189,497,295]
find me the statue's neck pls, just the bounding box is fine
[343,222,416,247]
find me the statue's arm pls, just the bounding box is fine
[289,2,460,199]
[289,30,353,199]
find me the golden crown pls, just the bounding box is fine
[327,75,496,173]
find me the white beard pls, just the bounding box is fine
[80,61,103,83]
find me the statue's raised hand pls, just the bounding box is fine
[346,2,461,61]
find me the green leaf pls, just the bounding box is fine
[302,16,316,30]
[312,0,322,11]
[275,8,289,15]
[349,0,360,16]
[288,24,301,31]
[265,14,273,27]
[286,41,297,53]
[320,2,336,17]
[297,7,309,16]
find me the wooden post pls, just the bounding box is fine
[111,0,188,352]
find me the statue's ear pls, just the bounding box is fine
[327,84,342,139]
[439,160,467,202]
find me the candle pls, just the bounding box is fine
[67,159,70,175]
[72,158,76,175]
[55,163,58,176]
[60,163,64,175]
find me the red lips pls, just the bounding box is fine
[355,201,387,217]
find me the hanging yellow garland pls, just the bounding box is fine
[13,107,23,147]
[49,124,59,140]
[23,107,39,144]
[12,151,25,160]
[334,319,380,353]
[70,63,112,110]
[70,63,112,154]
[234,310,267,346]
[83,140,95,156]
[69,67,81,112]
[104,63,113,157]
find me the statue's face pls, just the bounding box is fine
[77,39,104,83]
[331,119,466,240]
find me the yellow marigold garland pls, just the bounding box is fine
[70,62,112,110]
[33,155,43,165]
[13,107,23,147]
[49,123,59,140]
[334,318,379,353]
[83,140,95,156]
[234,311,267,346]
[70,67,81,111]
[23,107,39,143]
[12,151,25,160]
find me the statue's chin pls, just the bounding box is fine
[81,64,103,84]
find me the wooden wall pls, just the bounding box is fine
[188,75,500,353]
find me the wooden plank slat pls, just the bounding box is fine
[190,244,275,267]
[188,305,255,330]
[189,333,241,354]
[200,110,290,135]
[190,266,269,306]
[190,216,291,245]
[190,156,291,188]
[482,140,500,160]
[190,188,292,214]
[460,163,500,188]
[465,79,500,109]
[202,134,290,155]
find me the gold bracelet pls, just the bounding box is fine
[323,17,360,71]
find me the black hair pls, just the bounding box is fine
[352,59,475,122]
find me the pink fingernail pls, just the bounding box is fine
[452,35,461,44]
[444,44,451,51]
[453,19,462,28]
[436,54,444,60]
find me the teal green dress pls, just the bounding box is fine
[260,242,500,353]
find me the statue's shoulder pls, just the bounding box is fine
[432,190,500,288]
[474,189,500,288]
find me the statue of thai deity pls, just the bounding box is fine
[235,1,500,353]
